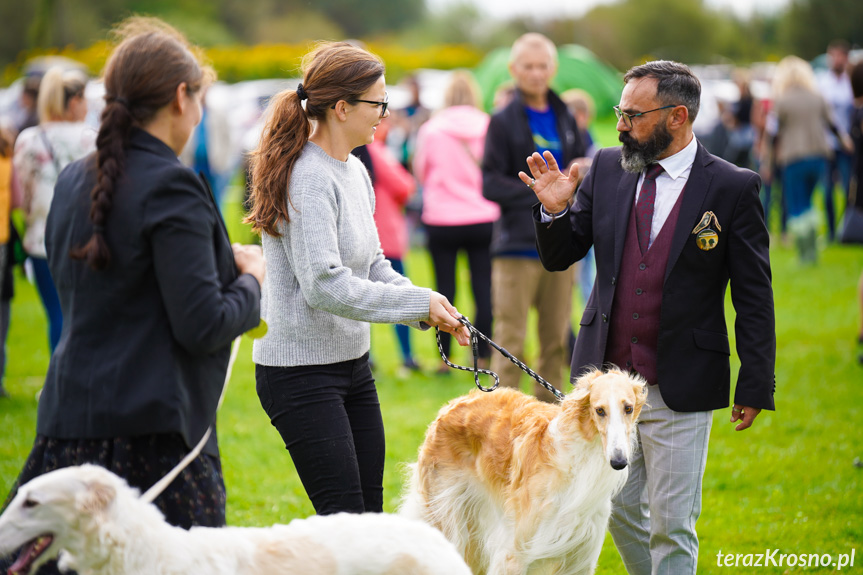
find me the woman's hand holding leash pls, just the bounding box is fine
[518,150,580,214]
[429,292,471,346]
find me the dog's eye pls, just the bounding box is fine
[23,498,39,509]
[595,407,606,417]
[624,405,633,414]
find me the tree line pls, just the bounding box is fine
[1,0,861,77]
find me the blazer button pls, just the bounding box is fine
[636,288,643,295]
[633,313,639,319]
[602,313,608,322]
[631,336,638,343]
[639,263,647,270]
[611,276,616,286]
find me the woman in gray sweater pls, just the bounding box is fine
[245,42,469,515]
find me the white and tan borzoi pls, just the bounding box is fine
[401,367,647,575]
[0,464,472,575]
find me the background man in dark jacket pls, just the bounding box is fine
[481,32,585,400]
[526,61,775,574]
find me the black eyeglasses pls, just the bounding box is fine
[613,104,676,129]
[336,94,389,118]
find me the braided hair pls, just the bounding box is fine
[70,17,213,269]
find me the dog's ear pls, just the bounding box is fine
[76,479,116,515]
[631,374,648,418]
[571,367,604,393]
[563,370,600,441]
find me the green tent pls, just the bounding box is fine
[472,44,622,118]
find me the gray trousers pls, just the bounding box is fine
[609,383,713,575]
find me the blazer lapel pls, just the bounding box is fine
[614,169,639,274]
[664,142,714,282]
[198,172,238,280]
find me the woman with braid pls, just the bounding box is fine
[0,17,263,574]
[245,42,469,515]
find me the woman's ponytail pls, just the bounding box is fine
[244,88,310,237]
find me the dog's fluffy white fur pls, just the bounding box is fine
[0,464,471,575]
[400,368,647,575]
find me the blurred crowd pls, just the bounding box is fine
[1,34,862,400]
[700,40,861,263]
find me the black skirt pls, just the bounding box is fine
[0,433,226,575]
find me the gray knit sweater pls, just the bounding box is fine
[253,141,431,367]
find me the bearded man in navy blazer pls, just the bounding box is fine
[524,61,776,574]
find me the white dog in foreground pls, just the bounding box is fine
[401,368,647,575]
[0,464,472,575]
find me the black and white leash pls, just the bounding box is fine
[435,317,566,401]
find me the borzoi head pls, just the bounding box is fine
[0,464,123,575]
[562,368,647,470]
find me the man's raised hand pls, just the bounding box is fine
[518,150,580,214]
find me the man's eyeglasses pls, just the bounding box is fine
[348,94,389,118]
[613,105,676,129]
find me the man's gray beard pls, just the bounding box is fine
[620,149,649,173]
[619,124,674,174]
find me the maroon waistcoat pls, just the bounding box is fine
[605,190,685,385]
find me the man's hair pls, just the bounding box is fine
[509,33,557,65]
[827,39,851,54]
[623,60,701,123]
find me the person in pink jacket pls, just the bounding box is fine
[414,71,500,370]
[367,119,421,371]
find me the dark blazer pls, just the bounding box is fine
[482,89,584,255]
[38,129,261,455]
[534,142,776,412]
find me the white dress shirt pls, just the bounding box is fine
[541,135,698,250]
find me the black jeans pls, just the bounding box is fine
[255,354,385,515]
[426,222,494,358]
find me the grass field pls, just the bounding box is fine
[2,131,862,572]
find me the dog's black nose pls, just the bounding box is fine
[610,458,628,470]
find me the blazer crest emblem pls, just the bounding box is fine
[692,211,722,251]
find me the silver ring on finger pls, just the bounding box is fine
[528,179,536,190]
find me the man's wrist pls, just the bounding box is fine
[540,203,570,217]
[539,203,570,224]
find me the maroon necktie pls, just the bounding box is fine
[635,164,664,254]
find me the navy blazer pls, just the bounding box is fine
[38,129,261,454]
[534,142,776,412]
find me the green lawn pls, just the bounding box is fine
[2,151,862,571]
